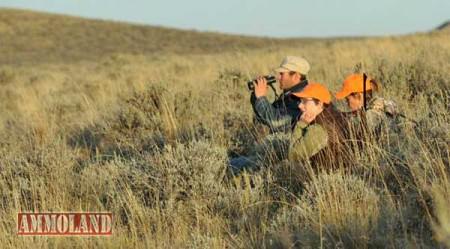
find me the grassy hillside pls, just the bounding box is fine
[0,8,319,65]
[0,8,449,249]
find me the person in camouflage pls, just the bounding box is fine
[334,72,419,170]
[250,56,310,133]
[230,83,348,174]
[334,73,403,137]
[334,74,420,194]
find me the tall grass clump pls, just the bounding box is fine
[268,173,385,248]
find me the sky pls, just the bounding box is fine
[0,0,449,38]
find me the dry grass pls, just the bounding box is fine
[0,8,449,249]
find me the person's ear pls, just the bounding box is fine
[370,79,379,92]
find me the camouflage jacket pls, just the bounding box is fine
[342,97,421,173]
[250,80,308,133]
[344,96,417,143]
[365,97,399,132]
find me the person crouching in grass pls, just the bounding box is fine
[229,83,349,174]
[334,73,410,145]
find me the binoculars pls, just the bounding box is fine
[247,75,277,91]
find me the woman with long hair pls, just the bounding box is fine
[288,83,349,170]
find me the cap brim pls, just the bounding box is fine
[291,91,308,98]
[335,90,350,100]
[274,67,290,73]
[291,92,331,104]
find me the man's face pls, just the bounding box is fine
[277,71,300,90]
[345,93,364,111]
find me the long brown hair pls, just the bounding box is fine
[309,103,351,170]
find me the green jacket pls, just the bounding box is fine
[288,121,328,162]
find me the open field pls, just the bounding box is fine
[0,9,449,248]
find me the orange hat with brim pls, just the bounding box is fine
[335,74,375,99]
[292,83,331,104]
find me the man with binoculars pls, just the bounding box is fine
[229,56,311,173]
[250,56,310,133]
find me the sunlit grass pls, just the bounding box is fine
[0,8,449,249]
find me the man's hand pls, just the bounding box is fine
[254,76,268,98]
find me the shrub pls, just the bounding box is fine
[269,173,381,248]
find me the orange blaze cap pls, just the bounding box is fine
[292,83,331,104]
[335,74,375,99]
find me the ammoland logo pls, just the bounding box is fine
[17,212,112,236]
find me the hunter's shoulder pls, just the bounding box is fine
[368,97,399,115]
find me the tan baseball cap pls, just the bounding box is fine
[274,56,311,75]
